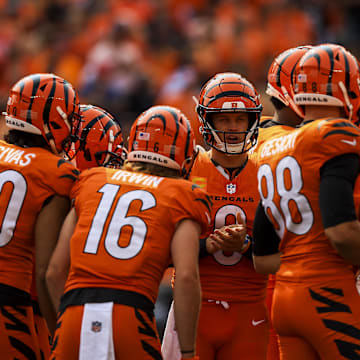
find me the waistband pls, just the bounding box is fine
[0,283,31,306]
[59,287,154,313]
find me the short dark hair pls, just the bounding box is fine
[4,130,49,149]
[123,160,180,178]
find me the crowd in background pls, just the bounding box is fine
[0,0,359,139]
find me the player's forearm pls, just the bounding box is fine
[36,275,57,336]
[173,273,201,357]
[46,267,67,313]
[325,220,360,264]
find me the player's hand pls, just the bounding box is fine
[205,236,222,254]
[209,213,247,252]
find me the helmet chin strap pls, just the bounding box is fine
[56,106,72,131]
[103,130,114,166]
[338,81,353,121]
[281,85,304,118]
[43,123,59,155]
[43,107,73,155]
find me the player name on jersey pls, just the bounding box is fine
[111,169,164,188]
[0,145,36,166]
[260,131,298,159]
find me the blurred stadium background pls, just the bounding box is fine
[1,0,360,141]
[1,0,359,339]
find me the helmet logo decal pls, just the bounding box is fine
[297,74,307,83]
[137,132,150,141]
[222,101,245,109]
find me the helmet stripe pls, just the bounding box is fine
[114,130,122,141]
[17,78,26,99]
[168,107,180,160]
[183,112,191,158]
[276,48,297,87]
[82,113,106,141]
[203,81,254,104]
[101,119,115,141]
[27,74,41,125]
[43,76,57,126]
[301,51,321,69]
[323,46,335,96]
[339,48,350,90]
[290,56,304,88]
[63,80,70,111]
[143,113,166,152]
[207,90,258,107]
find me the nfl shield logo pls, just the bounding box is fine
[226,183,236,194]
[91,321,102,333]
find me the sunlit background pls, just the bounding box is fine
[1,0,359,142]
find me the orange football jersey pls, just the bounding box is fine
[250,117,294,158]
[0,140,78,293]
[64,167,211,304]
[256,118,360,282]
[190,151,267,302]
[251,117,294,294]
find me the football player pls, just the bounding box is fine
[254,45,312,360]
[253,43,360,359]
[0,73,80,358]
[46,105,211,360]
[163,72,268,360]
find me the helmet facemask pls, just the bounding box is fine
[197,104,261,155]
[196,72,262,155]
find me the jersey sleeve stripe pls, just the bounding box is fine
[323,129,360,139]
[195,198,212,213]
[59,174,78,182]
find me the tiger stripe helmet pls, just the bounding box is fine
[196,72,262,154]
[266,45,312,118]
[75,105,127,170]
[127,105,196,177]
[293,44,360,124]
[4,73,80,154]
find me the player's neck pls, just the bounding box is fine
[210,148,248,168]
[303,106,344,122]
[274,108,302,127]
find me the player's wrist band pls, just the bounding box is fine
[240,234,251,254]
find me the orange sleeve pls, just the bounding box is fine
[314,118,360,167]
[168,182,212,235]
[44,157,80,198]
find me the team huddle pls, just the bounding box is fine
[0,42,360,360]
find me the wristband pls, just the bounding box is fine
[181,357,199,360]
[240,234,251,254]
[199,237,210,258]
